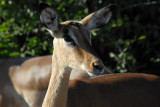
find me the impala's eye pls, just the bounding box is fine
[63,35,73,42]
[63,35,76,45]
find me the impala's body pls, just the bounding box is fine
[39,3,160,107]
[68,73,160,107]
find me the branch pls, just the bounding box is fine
[123,1,160,10]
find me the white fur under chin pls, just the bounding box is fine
[86,70,97,77]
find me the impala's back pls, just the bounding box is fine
[68,73,160,107]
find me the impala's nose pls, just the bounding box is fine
[92,62,103,71]
[91,61,104,75]
[84,60,104,76]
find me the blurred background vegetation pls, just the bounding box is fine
[0,0,160,75]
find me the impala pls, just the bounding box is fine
[39,3,160,107]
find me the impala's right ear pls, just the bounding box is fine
[81,4,116,31]
[39,3,60,36]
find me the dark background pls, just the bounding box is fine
[0,0,160,75]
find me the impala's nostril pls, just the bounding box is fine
[92,62,103,71]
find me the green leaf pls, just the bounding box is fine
[138,35,146,40]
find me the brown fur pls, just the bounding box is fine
[68,73,160,107]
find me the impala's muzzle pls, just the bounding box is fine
[85,60,104,76]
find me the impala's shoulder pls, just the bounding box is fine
[93,73,160,82]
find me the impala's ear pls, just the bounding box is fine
[81,4,116,31]
[39,3,60,36]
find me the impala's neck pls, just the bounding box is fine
[42,52,71,107]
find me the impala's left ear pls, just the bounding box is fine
[39,3,60,37]
[81,4,116,31]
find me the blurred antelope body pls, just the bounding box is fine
[39,3,160,107]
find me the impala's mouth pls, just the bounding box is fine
[86,69,104,77]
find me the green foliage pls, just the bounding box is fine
[0,0,160,74]
[0,0,53,57]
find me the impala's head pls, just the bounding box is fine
[39,3,115,76]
